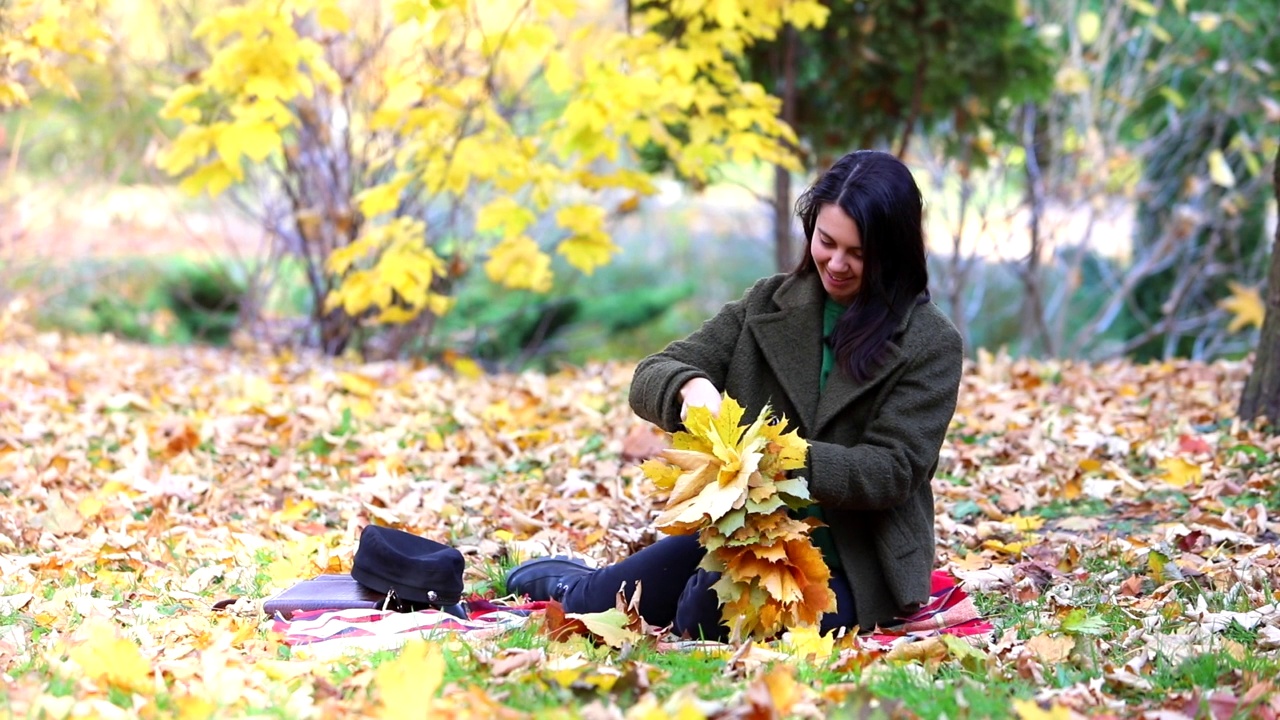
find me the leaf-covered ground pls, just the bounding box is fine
[2,315,1280,719]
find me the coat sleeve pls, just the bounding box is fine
[805,322,962,511]
[628,281,761,433]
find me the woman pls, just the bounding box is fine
[507,150,963,638]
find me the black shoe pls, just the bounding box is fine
[505,556,592,601]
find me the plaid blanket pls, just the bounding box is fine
[271,603,538,659]
[270,571,991,657]
[864,570,993,646]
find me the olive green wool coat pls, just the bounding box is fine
[629,272,963,629]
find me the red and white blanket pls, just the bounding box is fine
[271,571,992,658]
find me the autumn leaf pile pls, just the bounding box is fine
[3,312,1280,718]
[640,397,835,642]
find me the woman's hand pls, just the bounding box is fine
[679,377,721,421]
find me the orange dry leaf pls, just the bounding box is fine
[745,664,808,717]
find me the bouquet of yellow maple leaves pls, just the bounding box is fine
[640,396,837,642]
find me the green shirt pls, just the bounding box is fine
[797,298,846,572]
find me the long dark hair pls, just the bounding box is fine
[793,150,929,383]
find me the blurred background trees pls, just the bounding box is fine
[0,0,1276,395]
[1239,146,1280,426]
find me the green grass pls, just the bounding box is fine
[864,665,1034,719]
[473,555,520,598]
[5,255,251,346]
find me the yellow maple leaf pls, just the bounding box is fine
[67,620,153,694]
[1008,515,1046,532]
[658,448,721,504]
[315,0,350,32]
[1157,457,1203,487]
[272,497,317,524]
[485,235,553,293]
[444,352,484,379]
[640,457,683,490]
[1218,281,1265,333]
[338,371,378,397]
[784,626,835,661]
[556,234,617,275]
[684,395,747,452]
[759,419,808,478]
[982,539,1029,556]
[376,640,445,719]
[476,196,537,239]
[653,474,746,531]
[1012,699,1075,720]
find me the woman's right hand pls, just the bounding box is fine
[679,377,722,421]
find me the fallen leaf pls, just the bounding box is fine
[1157,457,1203,487]
[1026,633,1075,663]
[37,494,84,536]
[884,636,949,666]
[1060,608,1109,636]
[489,648,545,677]
[67,620,153,694]
[1177,434,1214,456]
[745,664,806,717]
[1012,698,1075,720]
[783,626,835,661]
[337,371,378,397]
[375,640,445,719]
[565,608,643,649]
[0,593,32,614]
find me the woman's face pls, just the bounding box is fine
[810,203,863,305]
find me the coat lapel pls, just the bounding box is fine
[812,340,906,436]
[812,297,923,436]
[746,275,824,433]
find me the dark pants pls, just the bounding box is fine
[559,534,857,640]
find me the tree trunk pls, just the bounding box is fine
[773,24,798,272]
[1019,102,1054,356]
[1238,146,1280,426]
[773,166,793,271]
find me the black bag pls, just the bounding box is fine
[351,525,465,608]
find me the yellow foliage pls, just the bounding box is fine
[0,0,107,109]
[484,235,554,293]
[356,173,414,219]
[1218,281,1265,333]
[477,196,539,239]
[157,0,827,329]
[324,218,454,321]
[557,232,619,276]
[642,396,835,641]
